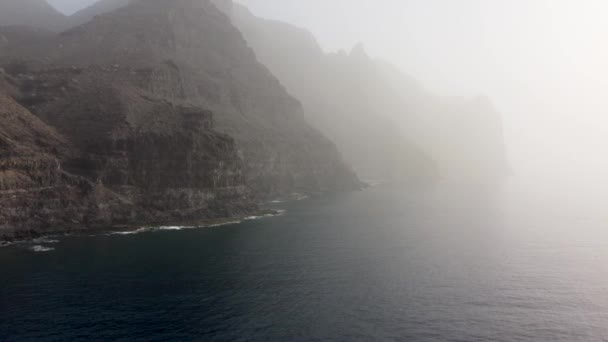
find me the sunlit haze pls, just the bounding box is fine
[45,0,608,188]
[231,0,608,186]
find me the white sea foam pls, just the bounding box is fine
[106,210,287,236]
[245,209,287,221]
[107,227,151,236]
[32,237,60,244]
[30,245,55,252]
[276,209,287,215]
[206,220,242,228]
[2,237,60,249]
[157,226,196,231]
[108,225,199,236]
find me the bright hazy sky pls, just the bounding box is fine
[49,0,608,184]
[235,0,608,183]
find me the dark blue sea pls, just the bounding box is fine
[2,182,608,341]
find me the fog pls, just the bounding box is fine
[47,0,608,195]
[231,1,604,181]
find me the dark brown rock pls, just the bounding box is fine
[0,0,360,239]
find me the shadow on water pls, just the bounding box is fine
[2,181,608,341]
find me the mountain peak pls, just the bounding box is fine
[67,0,234,30]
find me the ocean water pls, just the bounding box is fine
[2,182,608,341]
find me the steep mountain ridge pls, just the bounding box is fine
[0,0,359,239]
[48,0,358,195]
[0,62,254,240]
[230,4,438,181]
[0,0,67,32]
[2,0,507,182]
[0,72,127,240]
[228,3,509,181]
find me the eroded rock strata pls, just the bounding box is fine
[0,0,360,240]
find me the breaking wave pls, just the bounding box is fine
[106,210,287,236]
[30,245,55,252]
[244,209,287,221]
[32,237,60,244]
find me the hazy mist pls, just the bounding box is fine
[46,0,608,194]
[231,0,607,187]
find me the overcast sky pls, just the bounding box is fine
[48,0,608,185]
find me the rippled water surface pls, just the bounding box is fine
[2,182,608,341]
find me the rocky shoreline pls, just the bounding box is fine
[0,207,289,244]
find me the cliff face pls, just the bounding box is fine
[230,4,438,182]
[228,3,510,182]
[0,64,254,240]
[46,0,358,195]
[0,0,359,239]
[0,0,510,185]
[22,0,438,182]
[0,73,122,240]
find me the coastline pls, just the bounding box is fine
[0,188,369,247]
[0,208,285,246]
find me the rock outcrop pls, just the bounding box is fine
[0,72,120,240]
[14,0,439,182]
[0,0,511,185]
[227,3,510,182]
[50,0,359,194]
[226,4,438,182]
[0,0,360,239]
[0,64,254,240]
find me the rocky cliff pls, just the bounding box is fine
[0,71,122,240]
[227,3,510,182]
[0,63,255,241]
[229,3,439,182]
[12,0,439,182]
[0,0,360,239]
